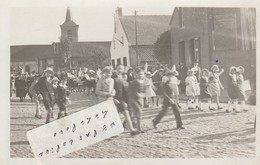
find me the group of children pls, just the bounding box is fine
[29,68,71,123]
[95,65,184,135]
[24,63,248,131]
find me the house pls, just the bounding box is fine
[169,7,256,86]
[11,45,51,73]
[110,7,172,68]
[11,7,111,74]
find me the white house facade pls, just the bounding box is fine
[110,8,130,68]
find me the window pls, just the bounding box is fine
[190,38,200,64]
[179,7,184,28]
[67,30,73,41]
[194,38,199,60]
[117,58,121,65]
[112,59,115,68]
[123,57,127,66]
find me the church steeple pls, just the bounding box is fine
[60,7,79,42]
[65,7,72,22]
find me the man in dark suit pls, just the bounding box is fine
[35,67,55,124]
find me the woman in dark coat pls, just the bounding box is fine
[15,73,27,102]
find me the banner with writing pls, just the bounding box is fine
[27,100,124,158]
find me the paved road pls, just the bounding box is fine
[10,93,256,158]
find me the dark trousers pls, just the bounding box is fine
[153,99,183,128]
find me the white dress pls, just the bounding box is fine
[145,78,156,97]
[168,76,179,95]
[185,75,199,97]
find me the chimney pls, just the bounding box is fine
[117,7,122,17]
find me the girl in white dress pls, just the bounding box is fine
[144,72,156,107]
[185,70,198,109]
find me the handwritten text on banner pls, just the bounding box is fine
[27,100,124,158]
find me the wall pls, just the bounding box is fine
[170,8,211,69]
[110,15,130,67]
[211,49,256,88]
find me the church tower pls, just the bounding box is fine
[60,7,79,42]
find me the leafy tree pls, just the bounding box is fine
[59,36,73,69]
[154,30,171,65]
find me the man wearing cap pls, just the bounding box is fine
[35,67,55,123]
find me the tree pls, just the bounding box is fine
[154,30,171,65]
[59,36,73,69]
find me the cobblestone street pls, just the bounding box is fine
[10,93,256,158]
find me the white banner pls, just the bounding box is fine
[27,100,124,158]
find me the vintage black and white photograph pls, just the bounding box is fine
[8,0,257,159]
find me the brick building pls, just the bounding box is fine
[170,7,256,86]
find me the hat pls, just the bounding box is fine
[52,77,59,82]
[44,67,54,75]
[229,66,238,74]
[201,68,210,75]
[102,66,113,73]
[238,66,245,73]
[167,70,179,76]
[146,72,152,76]
[187,69,194,75]
[211,65,219,72]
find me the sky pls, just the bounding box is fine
[10,0,175,45]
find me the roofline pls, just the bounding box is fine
[169,7,177,25]
[118,17,130,44]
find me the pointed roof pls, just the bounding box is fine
[119,15,171,45]
[61,7,78,27]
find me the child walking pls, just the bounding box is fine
[56,77,71,119]
[226,66,239,113]
[113,65,139,136]
[29,75,42,119]
[208,65,224,110]
[95,66,115,103]
[198,69,212,111]
[185,70,199,109]
[144,72,156,108]
[127,68,146,133]
[236,66,248,111]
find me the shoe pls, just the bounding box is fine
[226,109,230,113]
[130,130,140,136]
[218,106,223,110]
[209,107,215,111]
[57,113,61,119]
[177,126,185,129]
[152,119,158,129]
[64,112,68,116]
[178,104,182,108]
[122,120,127,129]
[188,107,194,110]
[198,108,203,111]
[143,104,149,108]
[138,130,145,133]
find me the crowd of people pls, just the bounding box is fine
[11,61,255,132]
